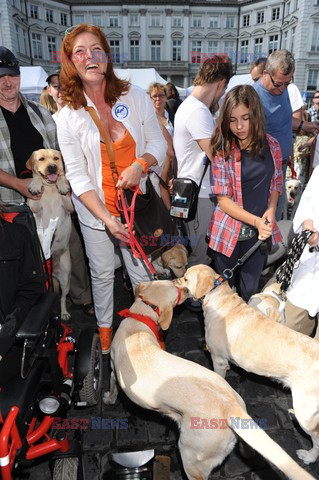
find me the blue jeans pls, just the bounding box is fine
[276,159,288,221]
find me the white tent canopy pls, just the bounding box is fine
[114,68,167,91]
[20,66,48,95]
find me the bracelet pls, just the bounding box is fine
[297,120,304,132]
[134,157,149,174]
[132,162,143,173]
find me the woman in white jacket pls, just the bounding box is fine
[285,165,319,339]
[57,24,166,353]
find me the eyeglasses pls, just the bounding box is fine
[0,59,19,67]
[268,73,293,88]
[151,94,166,100]
[64,24,96,37]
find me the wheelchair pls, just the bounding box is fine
[0,205,103,480]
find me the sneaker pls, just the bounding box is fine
[98,327,112,354]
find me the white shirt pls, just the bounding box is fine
[288,84,303,113]
[173,95,215,199]
[57,84,167,229]
[286,166,319,315]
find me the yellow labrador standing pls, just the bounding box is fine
[176,265,319,466]
[26,149,74,320]
[103,280,313,480]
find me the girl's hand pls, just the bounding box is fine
[255,216,273,241]
[116,164,142,189]
[308,231,319,247]
[106,216,130,243]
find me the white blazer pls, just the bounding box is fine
[57,84,167,229]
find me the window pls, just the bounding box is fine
[257,11,264,24]
[282,31,288,50]
[110,40,120,62]
[60,13,67,26]
[291,27,296,52]
[130,40,139,61]
[224,41,235,61]
[192,16,202,28]
[92,15,102,27]
[209,16,219,28]
[208,40,218,57]
[172,16,182,27]
[240,40,249,63]
[46,9,53,22]
[30,4,38,19]
[172,40,182,61]
[32,33,42,59]
[243,15,250,28]
[151,40,161,61]
[225,16,235,29]
[311,24,319,52]
[15,25,20,52]
[254,37,263,56]
[129,14,139,27]
[268,34,279,54]
[272,7,280,21]
[307,69,319,90]
[74,14,85,25]
[286,1,291,15]
[22,29,28,54]
[151,15,161,27]
[109,15,119,27]
[48,36,56,58]
[191,40,202,63]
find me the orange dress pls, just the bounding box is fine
[101,130,136,217]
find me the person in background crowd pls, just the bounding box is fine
[250,57,268,83]
[285,165,319,340]
[57,24,166,353]
[174,56,233,269]
[148,82,175,208]
[209,85,283,302]
[307,91,319,121]
[45,70,95,317]
[0,203,44,385]
[253,50,319,221]
[40,86,57,115]
[165,82,183,126]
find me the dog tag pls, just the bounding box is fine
[112,103,130,122]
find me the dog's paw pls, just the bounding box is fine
[103,391,117,405]
[296,448,318,464]
[56,177,71,195]
[28,178,43,195]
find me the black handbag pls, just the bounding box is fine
[118,177,178,256]
[170,157,210,222]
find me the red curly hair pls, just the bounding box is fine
[60,24,130,110]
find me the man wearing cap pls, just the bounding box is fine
[0,46,58,202]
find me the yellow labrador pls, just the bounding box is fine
[26,149,74,320]
[152,244,188,278]
[176,265,319,466]
[103,280,313,480]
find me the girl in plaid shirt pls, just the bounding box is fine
[208,85,283,301]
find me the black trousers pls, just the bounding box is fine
[212,235,267,302]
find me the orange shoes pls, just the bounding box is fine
[98,327,112,354]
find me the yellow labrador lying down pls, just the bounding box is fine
[103,280,313,480]
[176,265,319,466]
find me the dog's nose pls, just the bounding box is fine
[47,164,58,174]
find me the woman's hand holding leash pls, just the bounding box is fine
[256,217,272,241]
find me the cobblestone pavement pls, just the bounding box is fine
[15,270,318,480]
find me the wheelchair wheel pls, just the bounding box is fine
[78,333,102,406]
[53,457,80,480]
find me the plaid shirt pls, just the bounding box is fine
[208,134,283,257]
[307,106,319,122]
[0,94,58,203]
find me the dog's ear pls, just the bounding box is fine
[135,282,147,299]
[25,152,36,171]
[158,305,173,331]
[194,272,214,300]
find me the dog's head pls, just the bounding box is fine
[285,178,301,204]
[174,264,219,300]
[161,245,188,278]
[135,280,188,330]
[26,149,65,185]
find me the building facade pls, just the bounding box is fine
[1,0,319,98]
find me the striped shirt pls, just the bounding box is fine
[0,94,58,203]
[208,134,283,257]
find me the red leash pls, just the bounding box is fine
[116,187,157,278]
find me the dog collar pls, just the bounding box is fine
[117,309,161,343]
[138,297,160,316]
[175,286,182,306]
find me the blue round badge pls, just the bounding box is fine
[112,103,130,122]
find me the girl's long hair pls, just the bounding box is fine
[211,85,266,159]
[60,24,130,110]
